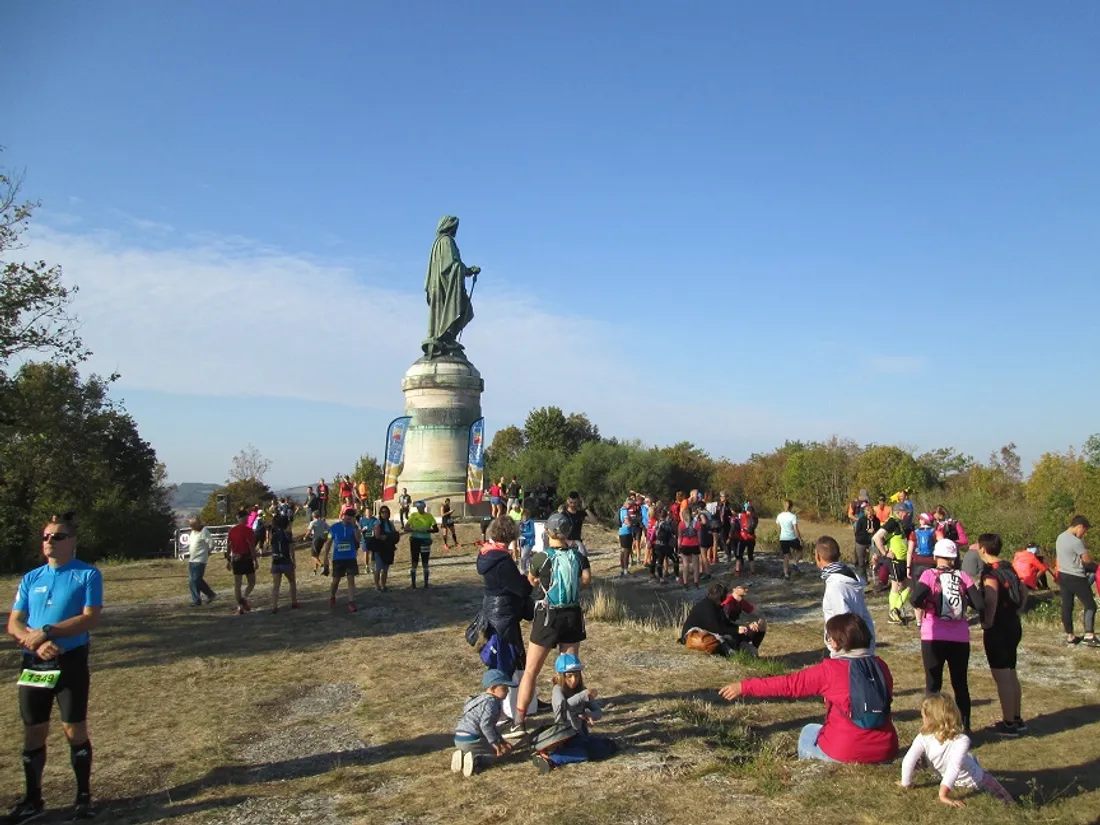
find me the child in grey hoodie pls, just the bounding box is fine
[452,669,517,777]
[531,654,617,773]
[816,536,876,653]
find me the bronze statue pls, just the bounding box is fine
[422,215,479,359]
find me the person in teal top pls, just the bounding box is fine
[358,506,379,575]
[324,507,362,612]
[7,513,102,821]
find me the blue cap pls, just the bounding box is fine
[482,669,518,689]
[415,500,427,508]
[554,653,583,674]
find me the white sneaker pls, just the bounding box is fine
[450,749,463,773]
[462,750,477,777]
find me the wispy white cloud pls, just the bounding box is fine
[67,195,82,205]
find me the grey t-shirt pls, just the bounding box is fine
[1056,529,1088,578]
[961,548,983,580]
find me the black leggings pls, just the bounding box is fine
[1059,573,1096,635]
[735,539,756,562]
[921,640,971,727]
[409,538,431,570]
[649,545,677,578]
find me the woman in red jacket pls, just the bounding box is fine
[718,613,898,764]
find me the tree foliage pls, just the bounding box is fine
[199,478,275,527]
[0,152,85,365]
[352,453,384,506]
[0,362,175,570]
[229,443,272,483]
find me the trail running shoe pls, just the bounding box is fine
[205,593,218,605]
[461,751,477,777]
[1080,636,1100,648]
[291,601,301,609]
[991,720,1020,738]
[888,608,903,624]
[241,599,251,613]
[71,795,99,820]
[5,798,44,824]
[531,753,552,774]
[1014,717,1029,733]
[348,602,358,613]
[1065,636,1082,647]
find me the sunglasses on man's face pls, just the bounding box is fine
[43,532,71,542]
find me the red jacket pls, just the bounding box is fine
[1012,550,1048,590]
[740,656,899,764]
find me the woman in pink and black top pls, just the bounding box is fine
[908,539,985,733]
[719,613,898,764]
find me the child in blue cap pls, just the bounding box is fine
[452,669,517,777]
[531,653,617,773]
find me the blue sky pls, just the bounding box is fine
[5,1,1098,487]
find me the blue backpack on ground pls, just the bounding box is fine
[847,657,890,729]
[914,527,936,557]
[544,545,581,608]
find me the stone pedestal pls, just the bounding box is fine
[397,355,484,511]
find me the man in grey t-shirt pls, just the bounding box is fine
[1055,515,1097,647]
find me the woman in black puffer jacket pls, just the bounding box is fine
[476,517,533,674]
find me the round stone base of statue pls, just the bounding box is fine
[397,354,484,507]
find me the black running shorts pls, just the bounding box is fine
[19,646,90,726]
[530,605,586,648]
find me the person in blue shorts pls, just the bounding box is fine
[6,513,103,822]
[324,506,362,612]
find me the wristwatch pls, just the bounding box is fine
[41,625,53,640]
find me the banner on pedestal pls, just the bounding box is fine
[381,416,412,501]
[466,417,486,505]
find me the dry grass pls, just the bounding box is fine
[0,520,1097,825]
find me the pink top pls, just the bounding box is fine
[917,567,977,644]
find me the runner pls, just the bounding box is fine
[440,498,459,549]
[370,505,400,591]
[1012,543,1050,591]
[6,514,103,822]
[617,496,634,578]
[909,540,985,732]
[562,492,589,556]
[776,499,802,581]
[304,510,329,576]
[847,489,870,524]
[716,492,735,563]
[852,502,879,583]
[305,486,320,517]
[488,479,503,519]
[317,478,330,516]
[187,516,217,606]
[908,512,939,626]
[324,506,362,611]
[649,506,679,585]
[251,505,267,553]
[518,509,536,575]
[872,503,911,624]
[873,494,893,526]
[700,504,718,570]
[679,506,702,589]
[269,514,299,613]
[339,476,354,506]
[506,476,521,512]
[358,505,378,575]
[628,494,643,565]
[398,488,413,528]
[356,478,369,507]
[226,508,258,614]
[511,512,592,735]
[736,504,758,576]
[638,496,651,564]
[975,533,1027,736]
[816,535,875,652]
[405,500,439,589]
[1055,515,1098,647]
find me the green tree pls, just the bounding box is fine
[0,362,175,570]
[351,454,384,505]
[485,425,525,465]
[199,478,275,527]
[0,153,85,365]
[228,444,272,483]
[854,446,934,500]
[524,406,572,453]
[917,447,975,484]
[658,441,716,497]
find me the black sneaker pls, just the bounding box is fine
[531,753,553,775]
[5,798,44,824]
[71,796,99,820]
[1013,717,1029,733]
[1064,635,1082,647]
[1080,636,1100,648]
[991,720,1020,738]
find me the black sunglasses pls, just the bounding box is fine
[43,532,72,542]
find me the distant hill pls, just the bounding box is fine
[171,482,220,512]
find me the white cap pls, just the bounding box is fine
[933,539,958,559]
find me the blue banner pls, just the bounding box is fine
[466,418,486,505]
[382,416,412,501]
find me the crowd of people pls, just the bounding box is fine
[4,485,1096,818]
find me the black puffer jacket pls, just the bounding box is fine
[476,543,532,634]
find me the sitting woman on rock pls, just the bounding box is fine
[718,613,898,764]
